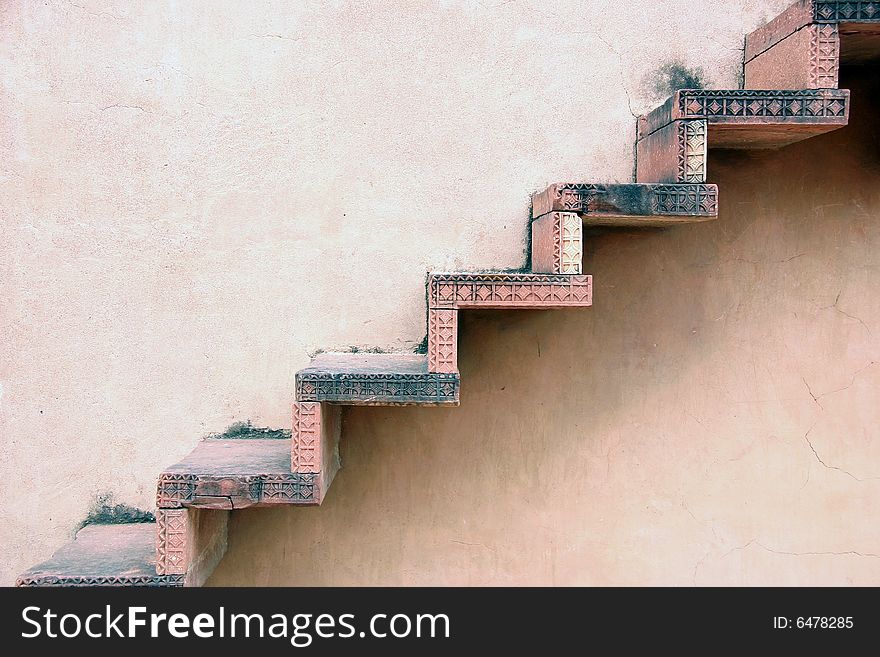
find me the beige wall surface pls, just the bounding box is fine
[5,0,871,586]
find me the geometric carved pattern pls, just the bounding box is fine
[292,401,321,473]
[678,120,707,182]
[810,24,840,88]
[551,183,604,214]
[677,89,848,119]
[429,273,592,309]
[262,474,318,502]
[158,438,318,509]
[652,185,719,215]
[296,354,460,405]
[16,573,185,587]
[814,1,880,21]
[155,508,187,576]
[530,212,583,274]
[533,183,719,221]
[557,213,583,273]
[157,471,316,508]
[297,370,459,405]
[428,309,458,374]
[156,473,199,508]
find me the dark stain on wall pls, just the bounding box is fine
[648,61,707,98]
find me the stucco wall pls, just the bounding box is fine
[5,0,872,586]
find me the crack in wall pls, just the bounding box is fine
[803,423,880,483]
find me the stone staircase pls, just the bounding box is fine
[16,0,880,587]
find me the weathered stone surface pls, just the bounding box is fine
[746,22,840,89]
[636,120,707,183]
[155,508,228,586]
[530,212,583,274]
[532,183,718,226]
[297,353,460,406]
[291,401,342,502]
[157,438,318,509]
[428,309,459,374]
[16,524,182,587]
[428,272,592,310]
[745,1,814,62]
[639,89,850,149]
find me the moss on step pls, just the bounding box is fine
[207,420,290,440]
[79,493,155,530]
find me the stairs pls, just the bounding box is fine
[17,1,880,587]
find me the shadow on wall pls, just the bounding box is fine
[209,66,880,586]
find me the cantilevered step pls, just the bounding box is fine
[745,0,880,90]
[16,523,182,587]
[296,353,460,405]
[423,271,593,374]
[157,437,320,508]
[428,271,593,308]
[532,183,718,226]
[638,89,849,158]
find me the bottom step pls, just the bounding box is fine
[16,523,182,587]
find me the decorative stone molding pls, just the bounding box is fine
[296,353,460,405]
[292,401,322,473]
[428,309,459,374]
[155,508,188,575]
[636,120,707,183]
[157,439,319,508]
[531,212,583,274]
[533,183,718,225]
[640,89,849,149]
[811,23,842,87]
[428,273,593,310]
[814,1,880,21]
[291,401,342,501]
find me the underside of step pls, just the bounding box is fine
[157,437,318,508]
[532,183,718,226]
[16,524,183,587]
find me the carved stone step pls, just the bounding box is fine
[157,438,320,509]
[428,272,592,310]
[16,523,183,587]
[745,1,880,89]
[639,89,849,150]
[532,183,718,226]
[296,353,460,405]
